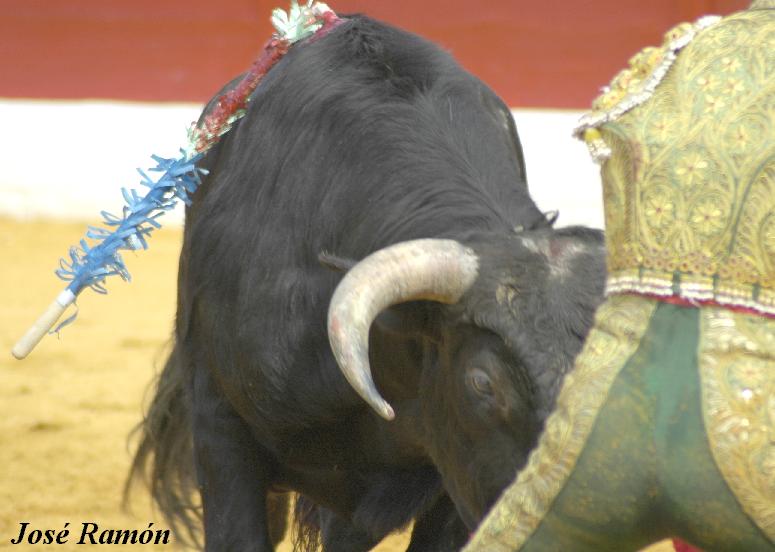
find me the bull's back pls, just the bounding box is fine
[188,15,535,259]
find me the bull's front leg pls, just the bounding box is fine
[191,363,276,551]
[407,493,470,551]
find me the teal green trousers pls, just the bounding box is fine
[465,299,775,551]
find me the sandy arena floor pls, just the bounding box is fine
[0,217,671,551]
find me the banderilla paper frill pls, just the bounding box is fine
[12,1,342,359]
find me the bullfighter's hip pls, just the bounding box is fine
[464,295,775,551]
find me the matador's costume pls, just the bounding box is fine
[465,1,775,550]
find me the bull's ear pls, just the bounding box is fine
[375,303,442,344]
[318,251,357,272]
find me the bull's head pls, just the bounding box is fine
[326,226,606,526]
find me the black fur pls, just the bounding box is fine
[127,15,605,551]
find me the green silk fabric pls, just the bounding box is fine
[522,303,774,551]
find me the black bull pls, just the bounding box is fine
[127,15,606,551]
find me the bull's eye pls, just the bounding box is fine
[468,369,494,397]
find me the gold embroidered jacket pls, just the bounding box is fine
[576,5,775,316]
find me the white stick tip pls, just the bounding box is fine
[11,293,74,360]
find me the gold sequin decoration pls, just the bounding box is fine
[699,307,775,542]
[575,16,720,163]
[462,296,657,551]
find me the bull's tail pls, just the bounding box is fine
[124,344,203,548]
[292,495,323,551]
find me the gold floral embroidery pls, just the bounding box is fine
[727,122,750,151]
[584,9,775,315]
[649,115,677,143]
[720,55,742,73]
[643,187,676,229]
[699,307,775,542]
[690,198,727,236]
[675,152,710,186]
[703,93,727,114]
[462,296,657,551]
[696,73,719,92]
[723,77,745,96]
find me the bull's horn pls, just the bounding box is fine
[327,239,479,420]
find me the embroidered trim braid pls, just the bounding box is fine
[699,307,775,542]
[573,15,720,163]
[606,270,775,318]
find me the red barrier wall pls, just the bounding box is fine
[0,0,747,108]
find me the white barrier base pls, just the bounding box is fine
[0,99,603,229]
